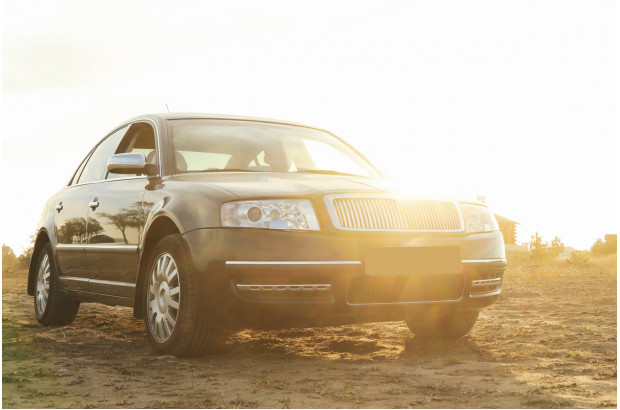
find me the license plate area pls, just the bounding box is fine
[364,246,461,275]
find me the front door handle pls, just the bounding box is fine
[55,202,63,212]
[89,199,99,210]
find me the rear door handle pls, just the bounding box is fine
[89,199,99,210]
[55,202,63,212]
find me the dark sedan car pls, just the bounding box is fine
[29,113,506,357]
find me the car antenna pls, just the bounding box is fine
[165,103,170,113]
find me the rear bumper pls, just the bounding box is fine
[183,228,506,327]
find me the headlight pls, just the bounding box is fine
[221,199,320,230]
[461,203,499,233]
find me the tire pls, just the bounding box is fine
[34,243,80,326]
[143,234,216,357]
[405,310,479,340]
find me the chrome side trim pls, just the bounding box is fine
[227,260,504,266]
[226,261,361,265]
[84,245,139,254]
[56,244,85,252]
[60,276,89,282]
[90,279,135,287]
[61,276,135,287]
[462,258,507,264]
[236,284,331,291]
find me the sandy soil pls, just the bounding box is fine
[2,263,616,408]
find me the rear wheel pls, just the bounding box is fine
[34,243,80,326]
[143,234,216,357]
[405,310,479,340]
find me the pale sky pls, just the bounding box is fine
[2,0,618,254]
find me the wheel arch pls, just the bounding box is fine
[133,215,182,318]
[27,229,52,296]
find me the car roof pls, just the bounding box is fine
[127,113,325,131]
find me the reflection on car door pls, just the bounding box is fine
[56,124,131,295]
[86,179,147,299]
[85,122,158,300]
[54,184,96,292]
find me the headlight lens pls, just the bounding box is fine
[221,200,320,230]
[461,203,499,233]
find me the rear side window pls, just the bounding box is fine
[69,153,91,185]
[77,126,129,184]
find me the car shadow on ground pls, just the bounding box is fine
[4,271,608,408]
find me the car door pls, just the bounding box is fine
[54,126,129,292]
[85,122,159,299]
[54,159,95,292]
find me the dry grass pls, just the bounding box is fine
[506,255,616,282]
[2,261,617,408]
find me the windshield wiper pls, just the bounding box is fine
[293,169,366,177]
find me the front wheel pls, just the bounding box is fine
[405,310,479,340]
[143,234,216,357]
[34,243,80,326]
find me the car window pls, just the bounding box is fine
[302,139,365,176]
[168,119,379,177]
[177,151,231,172]
[69,153,92,186]
[77,126,129,184]
[106,122,157,180]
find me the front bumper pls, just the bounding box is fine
[183,228,506,327]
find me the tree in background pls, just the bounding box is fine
[528,232,565,261]
[590,235,617,256]
[2,243,15,258]
[2,244,19,273]
[590,239,605,255]
[568,250,590,265]
[549,236,564,258]
[3,233,37,271]
[16,233,36,268]
[528,232,549,261]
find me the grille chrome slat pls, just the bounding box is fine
[326,195,464,232]
[342,199,353,228]
[378,199,390,229]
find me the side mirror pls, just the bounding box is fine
[107,153,157,176]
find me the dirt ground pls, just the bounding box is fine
[2,262,617,409]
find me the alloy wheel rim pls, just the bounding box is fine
[35,253,51,314]
[147,252,181,343]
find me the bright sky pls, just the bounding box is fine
[2,0,617,254]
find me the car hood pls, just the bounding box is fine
[173,172,409,198]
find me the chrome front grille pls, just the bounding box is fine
[325,195,463,232]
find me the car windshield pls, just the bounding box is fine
[167,119,380,177]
